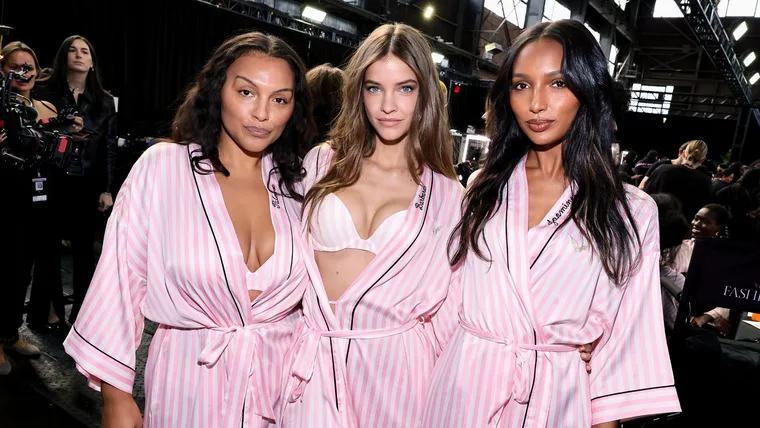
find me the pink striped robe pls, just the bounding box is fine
[279,145,463,427]
[63,142,308,427]
[422,156,680,427]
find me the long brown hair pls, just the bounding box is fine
[304,23,455,222]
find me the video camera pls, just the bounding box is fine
[0,64,82,174]
[0,25,81,174]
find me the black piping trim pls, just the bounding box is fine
[279,183,295,281]
[188,145,245,326]
[530,226,561,269]
[591,384,676,401]
[72,325,134,372]
[344,174,434,364]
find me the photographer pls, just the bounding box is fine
[0,41,62,374]
[37,35,117,323]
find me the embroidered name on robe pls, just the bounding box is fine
[547,197,572,227]
[414,184,428,210]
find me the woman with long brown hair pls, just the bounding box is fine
[278,23,462,427]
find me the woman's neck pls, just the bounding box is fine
[527,142,565,182]
[16,89,31,102]
[67,70,88,91]
[370,134,409,171]
[217,134,263,176]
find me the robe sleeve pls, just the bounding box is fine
[589,199,681,424]
[428,264,462,356]
[63,148,155,394]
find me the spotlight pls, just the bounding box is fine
[743,52,756,67]
[750,72,759,85]
[431,52,445,64]
[732,21,748,41]
[302,6,327,23]
[424,6,434,19]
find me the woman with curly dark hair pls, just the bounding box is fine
[63,32,313,426]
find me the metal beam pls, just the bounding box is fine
[587,0,637,42]
[525,0,545,28]
[673,0,760,126]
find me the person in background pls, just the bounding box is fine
[716,167,760,241]
[645,139,711,221]
[651,194,690,331]
[36,35,117,323]
[0,41,58,375]
[711,169,734,197]
[638,142,688,190]
[618,149,637,175]
[674,204,732,331]
[633,149,658,177]
[306,63,343,149]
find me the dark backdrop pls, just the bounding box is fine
[1,0,757,164]
[0,0,354,137]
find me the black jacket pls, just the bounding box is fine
[36,84,117,194]
[645,164,712,221]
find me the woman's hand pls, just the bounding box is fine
[579,342,594,374]
[99,193,114,213]
[68,115,84,134]
[102,383,143,428]
[690,314,714,328]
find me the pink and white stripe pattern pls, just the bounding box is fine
[279,145,463,427]
[422,155,680,427]
[64,142,308,427]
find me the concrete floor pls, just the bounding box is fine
[0,248,153,428]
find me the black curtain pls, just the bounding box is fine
[0,0,354,137]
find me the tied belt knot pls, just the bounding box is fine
[288,315,427,403]
[458,314,576,425]
[197,324,273,425]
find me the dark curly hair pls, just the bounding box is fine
[172,32,313,201]
[449,19,640,285]
[651,194,689,267]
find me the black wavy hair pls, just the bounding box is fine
[449,19,640,285]
[45,35,109,116]
[651,193,689,267]
[172,32,313,201]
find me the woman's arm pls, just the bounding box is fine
[592,422,619,428]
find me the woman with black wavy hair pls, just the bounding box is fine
[423,20,679,427]
[64,32,313,426]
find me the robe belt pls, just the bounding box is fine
[458,314,576,425]
[197,324,274,425]
[287,316,426,403]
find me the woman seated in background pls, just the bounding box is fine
[651,194,690,331]
[676,204,733,332]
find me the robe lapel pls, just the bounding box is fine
[339,166,434,308]
[502,156,534,333]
